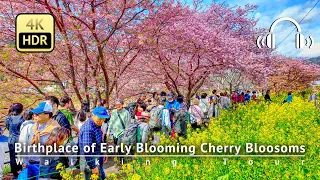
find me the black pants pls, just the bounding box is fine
[9,143,22,177]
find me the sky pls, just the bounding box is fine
[183,0,320,58]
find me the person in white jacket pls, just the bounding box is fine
[158,99,171,136]
[219,92,231,110]
[18,109,34,144]
[18,109,34,167]
[199,93,213,122]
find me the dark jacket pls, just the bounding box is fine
[52,110,71,131]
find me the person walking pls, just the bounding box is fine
[60,96,79,136]
[309,91,318,107]
[199,93,211,123]
[24,102,60,180]
[46,96,71,132]
[285,91,293,103]
[239,92,245,104]
[19,109,34,145]
[210,90,219,118]
[43,127,70,179]
[73,101,91,172]
[264,90,272,102]
[79,106,109,180]
[165,93,180,131]
[107,99,131,145]
[231,91,238,105]
[188,99,204,129]
[5,103,24,178]
[74,101,91,130]
[244,91,251,104]
[220,92,231,110]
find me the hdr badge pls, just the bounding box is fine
[16,13,55,52]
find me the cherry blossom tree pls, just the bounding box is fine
[0,0,169,107]
[137,2,270,103]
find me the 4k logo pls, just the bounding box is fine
[16,14,55,52]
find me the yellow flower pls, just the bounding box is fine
[56,163,64,171]
[164,167,170,175]
[111,173,117,178]
[132,174,141,180]
[90,174,99,180]
[145,165,152,173]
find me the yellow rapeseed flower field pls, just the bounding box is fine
[117,96,320,179]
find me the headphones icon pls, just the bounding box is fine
[257,17,314,49]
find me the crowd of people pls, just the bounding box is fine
[0,89,317,180]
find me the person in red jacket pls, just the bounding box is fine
[252,91,257,101]
[239,92,245,104]
[231,91,238,104]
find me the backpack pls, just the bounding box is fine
[189,106,202,124]
[149,107,164,129]
[174,110,188,134]
[126,102,137,119]
[121,122,149,145]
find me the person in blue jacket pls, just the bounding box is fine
[165,93,180,129]
[244,90,251,104]
[285,91,293,103]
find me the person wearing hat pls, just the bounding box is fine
[107,99,131,145]
[20,102,60,179]
[79,106,110,180]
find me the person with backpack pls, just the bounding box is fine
[60,96,80,136]
[174,95,188,136]
[79,106,109,180]
[5,103,24,178]
[46,96,71,132]
[23,102,61,180]
[150,99,170,136]
[189,99,204,129]
[199,93,211,124]
[126,101,137,122]
[107,99,131,145]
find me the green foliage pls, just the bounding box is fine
[3,164,10,176]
